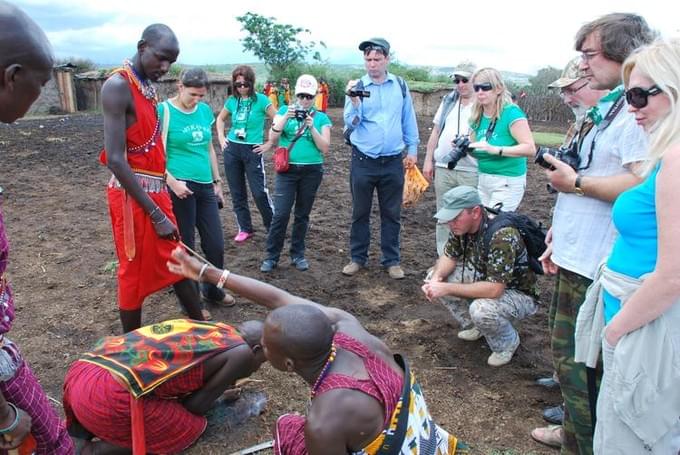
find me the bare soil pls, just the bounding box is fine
[0,108,563,454]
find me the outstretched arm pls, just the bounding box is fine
[167,248,354,324]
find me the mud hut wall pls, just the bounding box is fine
[27,70,62,115]
[73,77,232,113]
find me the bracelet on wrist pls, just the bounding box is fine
[0,402,20,435]
[216,269,231,289]
[197,263,209,282]
[149,206,161,218]
[271,126,282,133]
[151,214,168,225]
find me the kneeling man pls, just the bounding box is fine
[63,318,266,454]
[422,186,538,366]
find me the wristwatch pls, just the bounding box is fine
[574,175,585,196]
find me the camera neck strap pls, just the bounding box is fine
[287,112,315,152]
[579,93,625,171]
[485,118,497,142]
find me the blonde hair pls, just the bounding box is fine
[469,67,513,130]
[622,38,680,175]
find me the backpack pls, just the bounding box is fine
[343,76,408,145]
[481,210,547,275]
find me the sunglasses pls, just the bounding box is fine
[453,77,469,84]
[625,85,662,109]
[473,83,493,92]
[296,93,315,100]
[234,82,251,88]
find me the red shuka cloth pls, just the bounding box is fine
[99,69,181,310]
[274,332,403,455]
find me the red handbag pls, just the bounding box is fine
[273,115,313,173]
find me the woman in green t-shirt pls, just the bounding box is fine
[259,75,332,273]
[216,65,276,243]
[468,67,536,211]
[159,68,235,317]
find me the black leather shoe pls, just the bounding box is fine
[542,404,565,425]
[535,376,560,390]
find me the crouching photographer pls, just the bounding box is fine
[423,69,478,255]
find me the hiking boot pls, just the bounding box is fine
[342,261,362,276]
[260,260,277,273]
[387,265,405,280]
[487,336,520,367]
[457,327,483,341]
[291,257,309,271]
[234,231,253,243]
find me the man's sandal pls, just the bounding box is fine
[202,293,236,307]
[531,425,563,448]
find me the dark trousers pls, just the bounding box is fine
[349,148,404,267]
[265,164,323,262]
[223,142,273,233]
[170,181,225,301]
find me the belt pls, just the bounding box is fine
[108,171,167,193]
[352,147,402,161]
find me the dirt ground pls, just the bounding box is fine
[0,108,564,454]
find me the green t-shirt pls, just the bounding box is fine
[224,93,271,144]
[276,106,332,164]
[471,103,527,177]
[158,101,214,183]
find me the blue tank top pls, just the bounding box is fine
[603,164,659,323]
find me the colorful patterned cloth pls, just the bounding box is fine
[0,192,74,454]
[274,332,464,454]
[81,319,244,398]
[99,68,182,311]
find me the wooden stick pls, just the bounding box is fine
[228,439,274,455]
[434,366,458,370]
[180,241,213,266]
[235,378,265,387]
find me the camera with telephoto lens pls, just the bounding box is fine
[446,135,473,169]
[234,128,246,140]
[294,108,309,121]
[534,143,580,171]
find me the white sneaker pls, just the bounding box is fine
[487,336,520,367]
[457,327,483,341]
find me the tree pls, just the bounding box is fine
[236,12,324,78]
[527,66,562,96]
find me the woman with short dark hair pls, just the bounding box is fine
[216,65,276,243]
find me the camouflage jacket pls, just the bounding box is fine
[443,217,539,300]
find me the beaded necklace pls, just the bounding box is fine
[120,60,160,154]
[123,59,157,102]
[309,343,337,399]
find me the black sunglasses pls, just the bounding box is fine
[625,85,662,109]
[296,93,315,100]
[473,83,493,92]
[454,77,469,84]
[234,82,251,88]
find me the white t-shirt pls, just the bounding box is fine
[432,98,477,172]
[551,107,648,280]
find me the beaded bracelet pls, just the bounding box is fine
[0,402,20,435]
[216,269,231,289]
[149,206,161,218]
[197,264,209,283]
[151,215,168,225]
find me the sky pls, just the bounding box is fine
[15,0,680,76]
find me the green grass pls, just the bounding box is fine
[533,131,564,147]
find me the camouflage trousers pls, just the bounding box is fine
[434,266,537,352]
[548,268,601,455]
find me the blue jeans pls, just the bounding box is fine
[265,164,323,262]
[223,142,273,233]
[170,181,226,301]
[349,148,404,267]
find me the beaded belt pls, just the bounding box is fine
[108,171,167,193]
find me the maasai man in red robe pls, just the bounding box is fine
[168,248,468,455]
[0,2,74,454]
[64,319,266,454]
[100,24,204,332]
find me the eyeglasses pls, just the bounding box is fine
[625,85,662,109]
[580,50,601,62]
[560,81,589,98]
[453,77,469,84]
[296,93,315,100]
[473,83,493,92]
[234,82,250,88]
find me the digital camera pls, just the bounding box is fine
[347,88,371,98]
[534,144,580,171]
[446,135,473,169]
[234,128,246,140]
[294,109,309,121]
